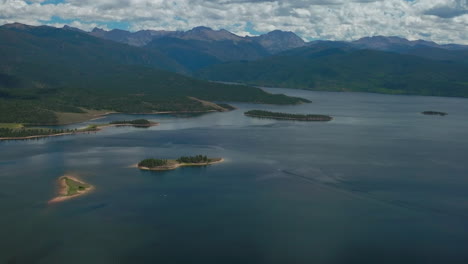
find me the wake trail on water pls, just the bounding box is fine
[279,169,468,220]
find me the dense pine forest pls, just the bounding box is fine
[138,159,168,168]
[177,155,210,163]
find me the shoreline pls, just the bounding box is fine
[0,122,159,141]
[48,176,94,204]
[0,130,99,141]
[11,110,218,127]
[60,110,218,125]
[138,158,224,171]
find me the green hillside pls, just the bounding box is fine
[197,47,468,97]
[0,24,307,124]
[146,37,269,72]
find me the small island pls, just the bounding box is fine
[48,176,93,203]
[137,155,224,171]
[0,119,158,140]
[422,111,448,116]
[109,119,159,127]
[244,110,332,121]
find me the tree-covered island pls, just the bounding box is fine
[422,111,448,116]
[137,155,224,171]
[109,119,158,127]
[244,110,332,121]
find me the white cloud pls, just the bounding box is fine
[0,0,467,44]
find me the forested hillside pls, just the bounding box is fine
[0,24,307,124]
[197,46,468,97]
[145,37,268,71]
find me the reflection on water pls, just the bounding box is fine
[1,88,468,264]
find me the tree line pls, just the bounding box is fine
[244,110,332,121]
[0,128,77,138]
[138,158,168,168]
[110,119,151,125]
[177,155,210,163]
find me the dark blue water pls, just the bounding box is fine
[1,88,468,264]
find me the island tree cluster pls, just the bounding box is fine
[138,158,168,168]
[244,110,332,121]
[110,119,151,125]
[422,111,447,116]
[177,155,210,163]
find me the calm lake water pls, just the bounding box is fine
[1,88,468,264]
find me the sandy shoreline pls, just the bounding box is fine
[48,176,94,204]
[138,158,224,171]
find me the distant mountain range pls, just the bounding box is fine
[352,36,468,51]
[88,26,307,53]
[4,22,468,70]
[330,36,468,64]
[84,25,468,73]
[88,25,468,53]
[87,26,307,71]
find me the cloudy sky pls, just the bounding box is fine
[1,0,467,44]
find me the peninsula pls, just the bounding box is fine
[48,176,93,203]
[422,111,448,116]
[244,110,332,121]
[137,155,224,171]
[0,119,158,140]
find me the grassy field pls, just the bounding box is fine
[55,109,114,125]
[0,123,24,129]
[64,177,91,196]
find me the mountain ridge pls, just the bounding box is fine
[0,23,307,124]
[197,45,468,98]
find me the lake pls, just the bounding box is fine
[1,88,468,264]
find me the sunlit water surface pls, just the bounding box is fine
[1,88,468,264]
